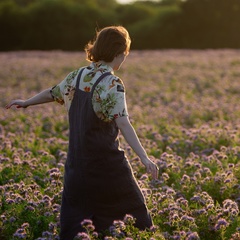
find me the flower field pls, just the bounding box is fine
[0,50,240,240]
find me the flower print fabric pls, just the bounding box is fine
[51,62,128,122]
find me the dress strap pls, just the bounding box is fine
[76,67,85,90]
[91,72,112,96]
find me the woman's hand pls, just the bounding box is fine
[116,116,159,180]
[5,99,28,109]
[5,88,54,109]
[141,157,159,180]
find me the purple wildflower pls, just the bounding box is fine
[123,214,135,225]
[214,218,229,231]
[186,231,200,240]
[75,232,91,240]
[81,219,93,227]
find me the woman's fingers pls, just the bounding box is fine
[5,102,14,109]
[146,162,159,180]
[152,164,159,180]
[5,100,26,109]
[141,157,159,180]
[5,102,16,109]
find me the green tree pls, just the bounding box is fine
[0,0,26,50]
[129,5,181,49]
[116,2,157,27]
[177,0,240,48]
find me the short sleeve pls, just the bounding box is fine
[51,84,64,105]
[108,80,128,120]
[51,69,79,109]
[93,77,129,122]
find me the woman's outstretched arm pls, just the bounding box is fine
[115,116,159,180]
[5,88,54,109]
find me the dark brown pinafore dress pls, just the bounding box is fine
[60,68,152,240]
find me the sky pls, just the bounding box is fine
[117,0,160,4]
[117,0,136,4]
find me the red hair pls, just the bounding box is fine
[85,26,131,62]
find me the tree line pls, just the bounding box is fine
[1,0,240,51]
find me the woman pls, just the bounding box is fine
[6,26,159,239]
